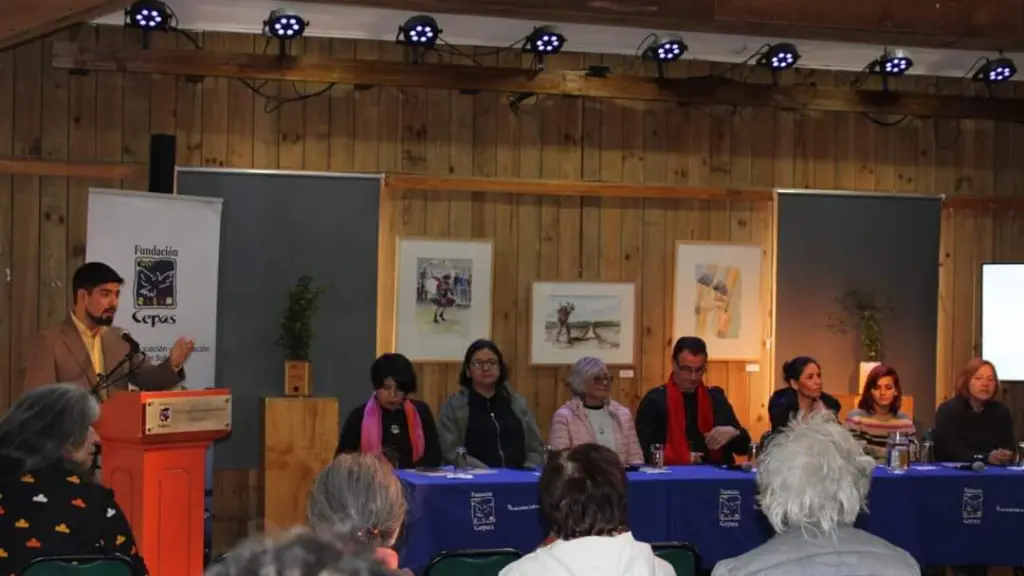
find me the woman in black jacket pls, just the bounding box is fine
[335,353,442,469]
[765,356,841,441]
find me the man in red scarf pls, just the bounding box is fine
[636,337,751,465]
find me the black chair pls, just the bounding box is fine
[423,548,522,576]
[652,542,702,576]
[20,555,134,576]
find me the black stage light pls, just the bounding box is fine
[974,57,1017,83]
[757,42,800,70]
[398,14,442,48]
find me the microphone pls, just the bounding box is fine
[121,331,141,354]
[953,460,986,472]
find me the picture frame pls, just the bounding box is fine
[530,281,636,366]
[394,237,494,362]
[672,241,764,361]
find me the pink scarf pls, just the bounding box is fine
[360,395,425,463]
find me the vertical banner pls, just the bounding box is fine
[86,188,223,558]
[85,189,222,387]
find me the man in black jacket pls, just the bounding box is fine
[636,336,751,465]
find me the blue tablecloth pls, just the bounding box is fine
[396,465,1024,573]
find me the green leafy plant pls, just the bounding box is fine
[829,289,887,362]
[276,275,328,361]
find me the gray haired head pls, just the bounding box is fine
[307,453,407,547]
[565,356,609,397]
[205,525,395,576]
[0,383,99,475]
[756,409,876,538]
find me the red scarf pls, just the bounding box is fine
[360,396,425,463]
[664,377,721,465]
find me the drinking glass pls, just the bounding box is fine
[650,444,665,468]
[454,446,469,472]
[918,440,934,464]
[889,444,910,473]
[1015,442,1024,468]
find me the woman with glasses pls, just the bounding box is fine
[548,357,643,466]
[335,353,442,469]
[437,339,545,468]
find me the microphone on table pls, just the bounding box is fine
[953,459,986,472]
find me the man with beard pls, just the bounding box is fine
[23,262,194,399]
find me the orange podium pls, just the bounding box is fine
[95,389,233,576]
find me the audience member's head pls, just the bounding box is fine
[541,443,628,540]
[0,383,100,476]
[308,453,407,548]
[205,525,396,576]
[757,410,874,538]
[565,356,613,403]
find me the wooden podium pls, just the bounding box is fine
[95,389,232,576]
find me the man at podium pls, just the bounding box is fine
[23,262,195,398]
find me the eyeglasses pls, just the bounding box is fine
[676,364,706,375]
[470,360,499,370]
[592,375,613,384]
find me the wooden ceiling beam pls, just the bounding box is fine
[51,41,1024,122]
[304,0,1024,51]
[1,0,133,52]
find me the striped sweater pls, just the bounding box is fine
[845,408,916,463]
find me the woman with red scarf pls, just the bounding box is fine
[636,337,751,465]
[335,353,442,469]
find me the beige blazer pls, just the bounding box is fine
[23,316,184,398]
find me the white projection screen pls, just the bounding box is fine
[981,263,1024,381]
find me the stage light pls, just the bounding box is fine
[524,26,565,55]
[757,43,801,70]
[398,14,441,48]
[974,57,1017,83]
[643,34,688,62]
[124,0,173,31]
[263,10,307,41]
[872,49,913,76]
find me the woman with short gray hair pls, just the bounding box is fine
[308,453,408,572]
[0,384,147,575]
[711,410,919,576]
[548,356,643,465]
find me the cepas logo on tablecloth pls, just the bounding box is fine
[132,244,179,327]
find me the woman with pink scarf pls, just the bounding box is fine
[335,353,441,469]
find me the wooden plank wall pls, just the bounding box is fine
[2,25,1024,551]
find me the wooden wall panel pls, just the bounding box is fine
[3,25,1024,552]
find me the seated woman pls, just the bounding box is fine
[845,364,916,463]
[548,356,643,466]
[437,339,545,469]
[934,358,1015,465]
[307,453,410,573]
[712,411,919,576]
[767,356,841,434]
[499,444,674,576]
[0,384,147,576]
[335,353,441,469]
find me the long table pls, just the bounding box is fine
[395,464,1024,573]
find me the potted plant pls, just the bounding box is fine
[831,289,887,388]
[276,275,327,396]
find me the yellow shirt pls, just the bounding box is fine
[70,313,105,376]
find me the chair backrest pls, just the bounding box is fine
[20,555,134,576]
[652,542,702,576]
[424,548,523,576]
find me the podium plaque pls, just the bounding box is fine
[96,389,232,576]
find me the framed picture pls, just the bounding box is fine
[394,237,493,362]
[530,281,636,366]
[672,242,764,361]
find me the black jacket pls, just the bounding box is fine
[764,387,842,443]
[635,384,751,465]
[933,395,1015,462]
[335,398,442,469]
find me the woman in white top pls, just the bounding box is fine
[499,443,675,576]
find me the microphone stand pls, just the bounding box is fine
[90,347,146,477]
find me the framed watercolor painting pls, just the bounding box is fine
[672,241,764,360]
[394,238,493,362]
[530,281,636,366]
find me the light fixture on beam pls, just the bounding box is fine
[124,0,175,48]
[642,34,688,78]
[263,9,308,57]
[755,42,800,84]
[397,14,442,64]
[974,57,1017,84]
[867,48,913,91]
[522,26,565,71]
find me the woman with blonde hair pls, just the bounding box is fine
[548,356,643,466]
